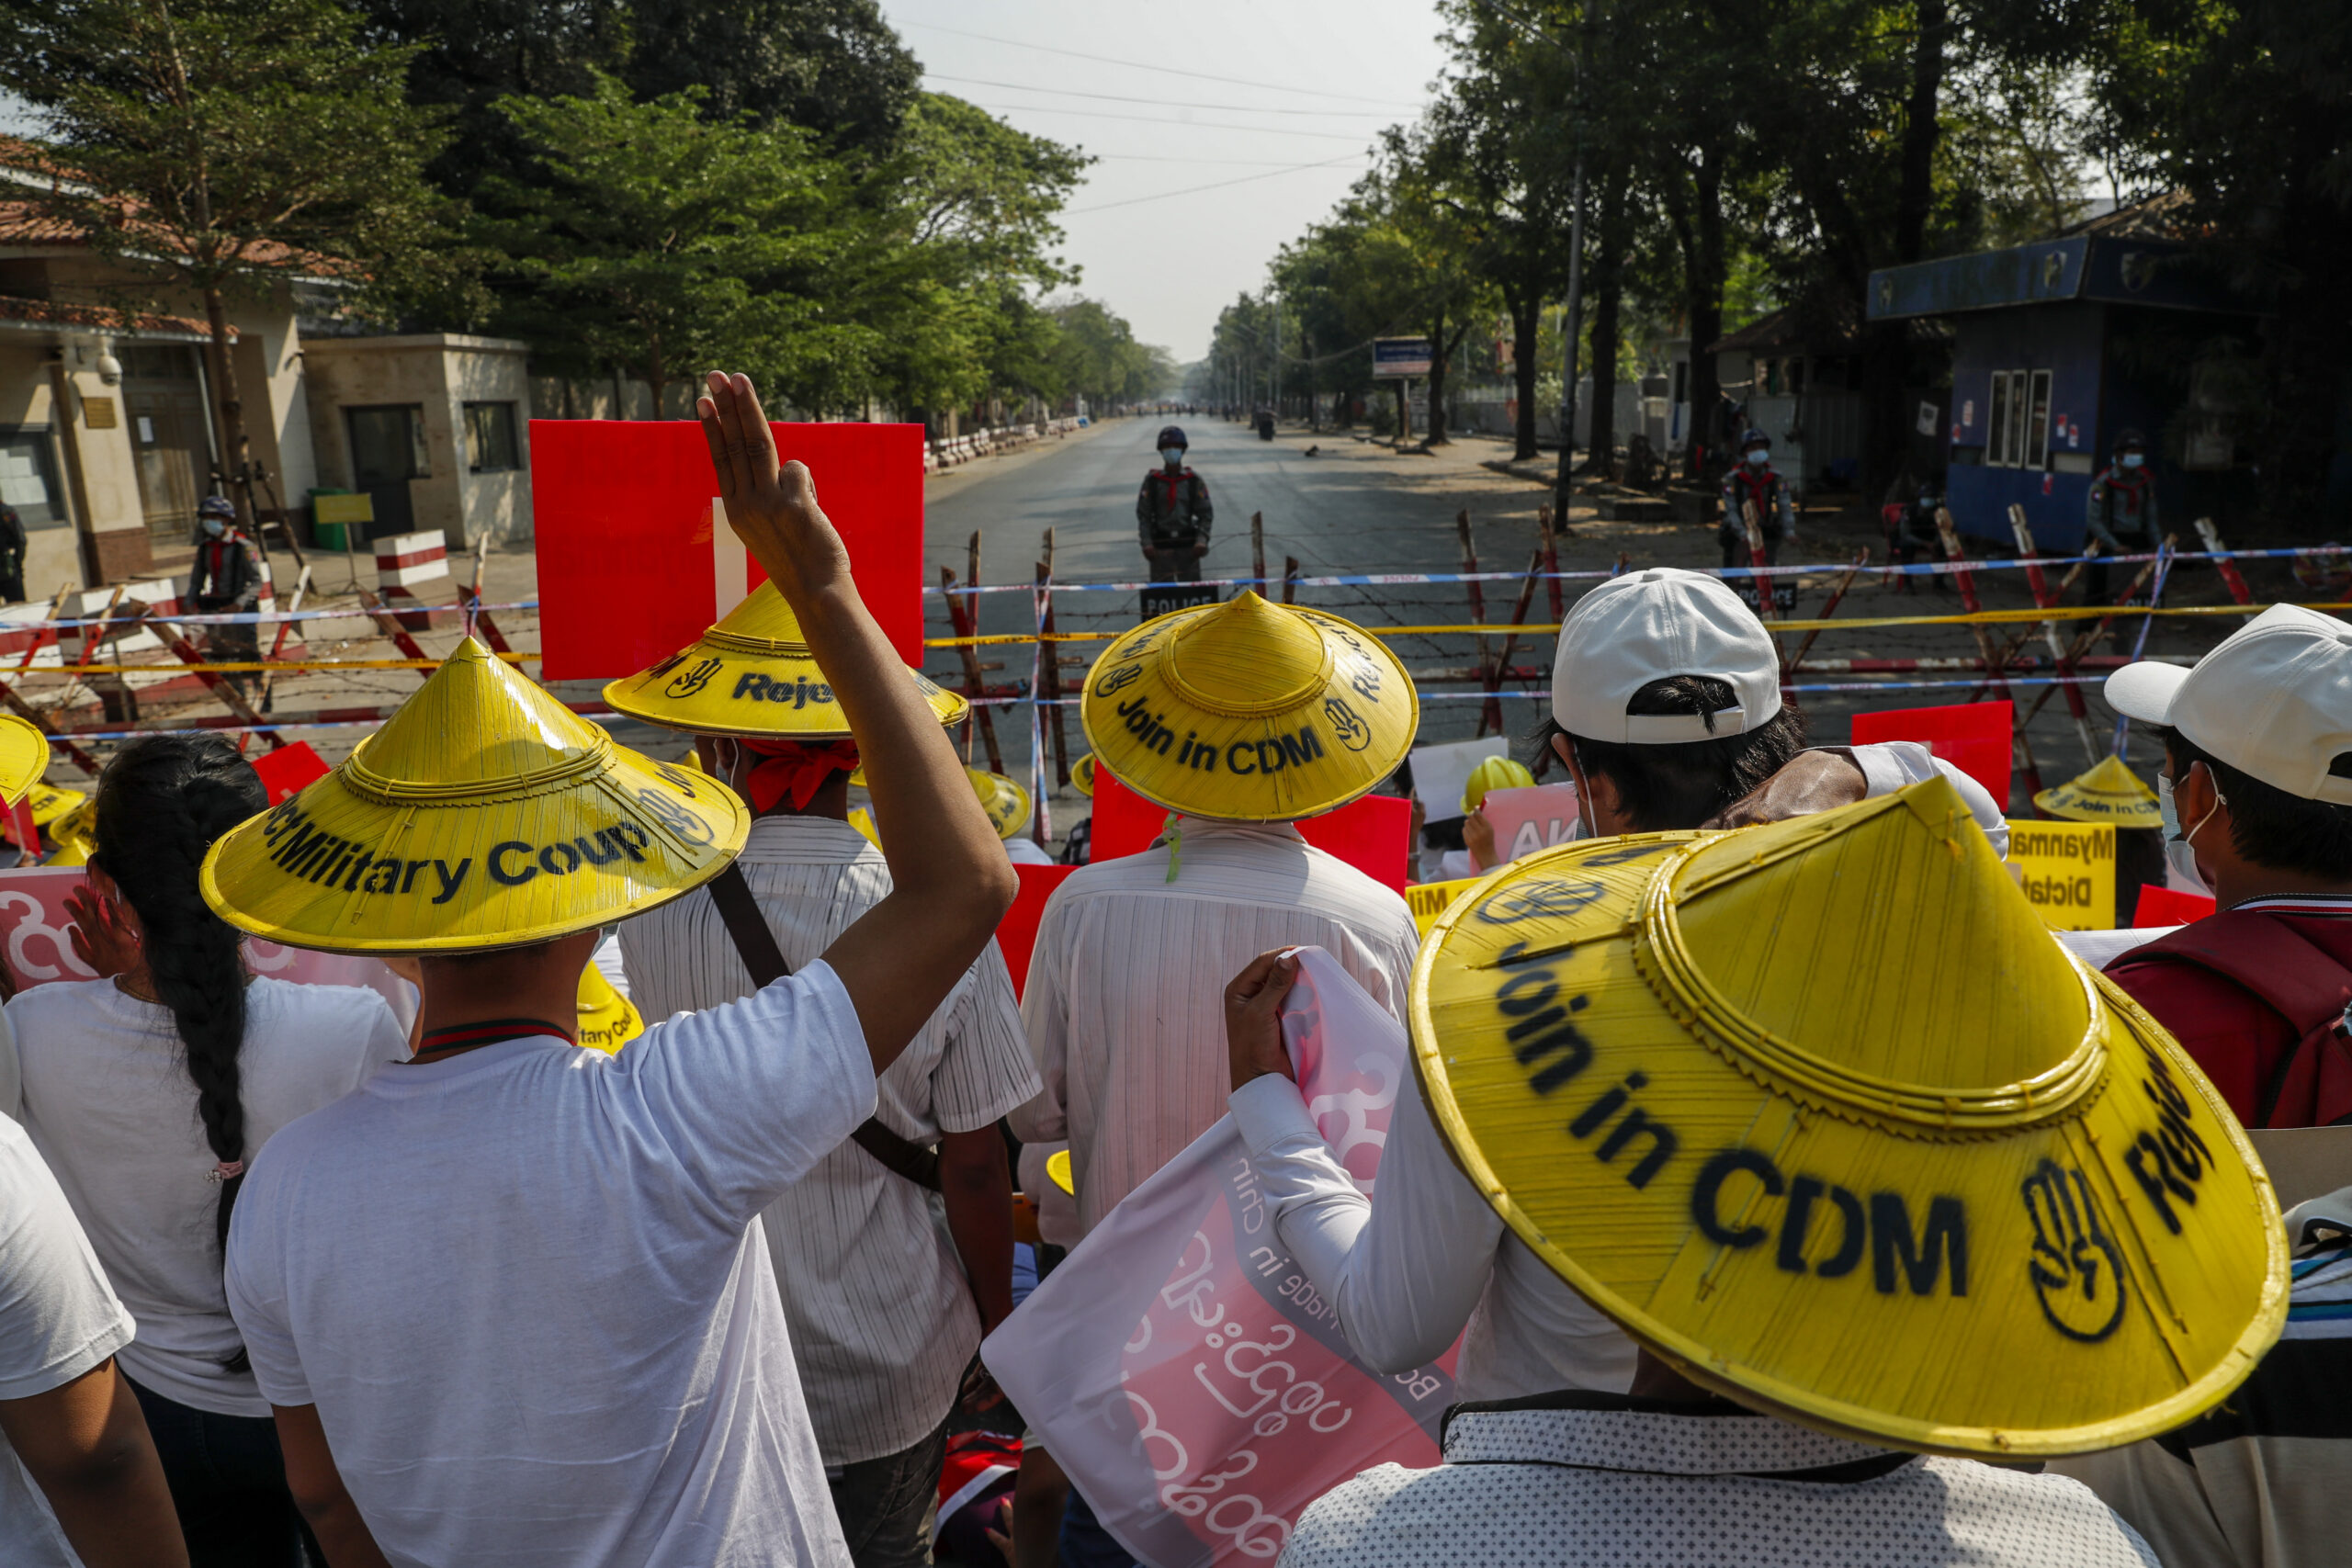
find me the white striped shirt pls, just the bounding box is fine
[619,816,1039,1466]
[1009,817,1422,1236]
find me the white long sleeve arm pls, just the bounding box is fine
[1230,1065,1635,1399]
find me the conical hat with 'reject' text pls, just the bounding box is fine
[201,638,748,953]
[1079,592,1414,821]
[1412,776,2285,1457]
[602,581,967,739]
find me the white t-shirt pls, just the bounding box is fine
[0,1113,136,1568]
[225,964,875,1568]
[8,976,407,1418]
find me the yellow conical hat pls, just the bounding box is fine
[1413,775,2285,1457]
[201,638,748,953]
[602,581,968,739]
[43,795,94,866]
[1070,752,1096,798]
[1463,755,1534,814]
[0,714,49,807]
[970,768,1030,840]
[1079,592,1414,821]
[2034,754,2162,829]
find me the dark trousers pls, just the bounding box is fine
[127,1377,313,1568]
[1144,547,1201,583]
[828,1419,949,1568]
[1059,1486,1138,1568]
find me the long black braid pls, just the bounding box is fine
[89,735,266,1348]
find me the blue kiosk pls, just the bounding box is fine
[1867,230,2264,549]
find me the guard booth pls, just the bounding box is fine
[1866,221,2266,548]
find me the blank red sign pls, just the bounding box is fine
[1849,701,2013,808]
[250,741,331,806]
[999,863,1077,1001]
[2132,885,2215,929]
[1089,766,1412,892]
[530,420,926,680]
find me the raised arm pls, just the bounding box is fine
[699,372,1017,1074]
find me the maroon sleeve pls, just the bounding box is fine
[2105,958,2294,1124]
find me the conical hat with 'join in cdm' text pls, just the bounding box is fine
[199,638,748,953]
[0,714,49,808]
[2033,754,2162,829]
[1412,775,2286,1459]
[601,580,967,739]
[1079,592,1415,822]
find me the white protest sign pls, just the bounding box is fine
[1409,737,1507,822]
[984,949,1457,1566]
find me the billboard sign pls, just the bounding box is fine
[1372,337,1432,378]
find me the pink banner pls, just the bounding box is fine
[984,949,1453,1566]
[0,866,417,1029]
[1476,783,1580,864]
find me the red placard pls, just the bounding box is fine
[249,741,331,806]
[530,419,926,679]
[1849,701,2014,808]
[2132,885,2216,928]
[997,863,1076,1002]
[1089,768,1412,892]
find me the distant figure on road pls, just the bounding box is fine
[2085,427,2157,602]
[1136,424,1212,582]
[0,499,24,603]
[1718,426,1793,572]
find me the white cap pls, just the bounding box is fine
[1552,569,1782,743]
[2106,604,2352,806]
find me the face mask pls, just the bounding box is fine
[2120,452,2144,469]
[1159,447,1184,466]
[201,517,225,537]
[2157,772,2225,896]
[1746,449,1769,466]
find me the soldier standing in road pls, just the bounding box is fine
[1135,425,1212,582]
[190,496,263,699]
[1718,426,1794,573]
[2085,427,2158,602]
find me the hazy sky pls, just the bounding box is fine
[880,0,1453,362]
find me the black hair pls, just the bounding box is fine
[2156,726,2352,878]
[89,736,266,1359]
[1541,674,1808,831]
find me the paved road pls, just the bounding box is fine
[922,412,2255,836]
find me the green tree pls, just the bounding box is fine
[2087,0,2352,527]
[0,0,455,526]
[621,0,922,151]
[476,73,855,415]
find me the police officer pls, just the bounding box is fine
[1136,424,1213,582]
[0,498,24,604]
[2085,428,2158,602]
[1718,426,1794,577]
[190,495,263,696]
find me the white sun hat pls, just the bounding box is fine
[1552,569,1781,743]
[2106,604,2352,806]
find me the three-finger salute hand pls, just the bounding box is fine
[697,370,850,604]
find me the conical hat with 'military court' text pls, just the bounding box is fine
[602,581,967,739]
[1412,776,2285,1457]
[201,638,748,953]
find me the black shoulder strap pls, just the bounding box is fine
[705,862,940,1190]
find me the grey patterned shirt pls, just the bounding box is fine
[1280,1393,2159,1568]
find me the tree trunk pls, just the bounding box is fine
[1509,287,1543,462]
[1584,165,1632,480]
[1851,0,1950,502]
[1667,147,1729,483]
[1424,305,1450,446]
[201,285,253,529]
[1895,0,1948,267]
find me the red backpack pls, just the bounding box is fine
[2120,910,2352,1127]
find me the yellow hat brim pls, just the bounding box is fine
[1412,796,2286,1458]
[1071,753,1096,798]
[972,770,1031,840]
[1080,600,1415,821]
[0,715,50,807]
[201,736,748,954]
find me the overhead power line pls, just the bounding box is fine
[966,102,1379,141]
[1066,154,1370,215]
[907,21,1428,109]
[925,73,1396,118]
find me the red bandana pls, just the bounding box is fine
[739,738,861,815]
